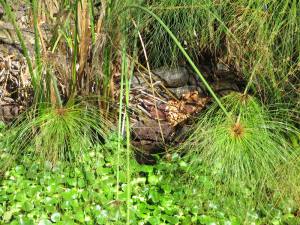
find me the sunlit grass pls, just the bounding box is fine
[0,0,299,221]
[0,103,111,172]
[138,0,300,102]
[180,92,300,203]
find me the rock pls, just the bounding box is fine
[132,119,175,143]
[152,66,189,88]
[148,106,167,121]
[211,80,240,96]
[173,124,194,143]
[168,85,202,99]
[188,65,211,86]
[188,74,198,86]
[131,119,175,165]
[134,149,158,165]
[213,62,238,80]
[128,65,238,165]
[0,105,19,122]
[132,140,163,153]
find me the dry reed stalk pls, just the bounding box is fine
[78,0,91,83]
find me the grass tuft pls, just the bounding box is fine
[0,102,111,172]
[181,92,300,202]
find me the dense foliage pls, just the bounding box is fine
[0,0,299,224]
[1,151,300,225]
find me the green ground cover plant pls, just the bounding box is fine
[1,151,300,225]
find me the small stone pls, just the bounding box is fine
[1,105,13,121]
[149,106,167,121]
[168,85,199,99]
[181,104,197,114]
[132,140,162,153]
[11,106,19,116]
[188,66,211,86]
[214,63,236,80]
[134,150,157,165]
[132,119,174,142]
[212,80,239,96]
[188,75,198,86]
[152,66,189,88]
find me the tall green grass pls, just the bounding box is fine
[1,0,299,219]
[121,2,300,210]
[0,0,112,170]
[98,2,300,210]
[137,0,300,102]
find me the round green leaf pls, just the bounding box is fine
[38,219,52,225]
[51,212,61,222]
[148,175,159,185]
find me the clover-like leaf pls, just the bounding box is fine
[51,212,61,222]
[38,219,52,225]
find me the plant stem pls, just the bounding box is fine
[50,71,63,108]
[32,0,42,76]
[32,0,43,103]
[88,0,96,45]
[72,0,79,95]
[125,5,229,116]
[116,52,125,201]
[121,41,131,225]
